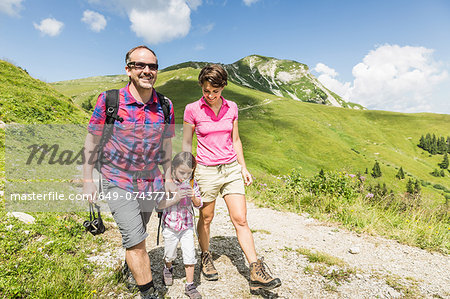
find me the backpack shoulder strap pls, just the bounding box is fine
[156,91,171,124]
[105,89,123,124]
[95,89,122,171]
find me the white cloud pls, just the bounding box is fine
[0,0,23,16]
[33,18,64,37]
[82,10,107,32]
[187,0,202,10]
[202,23,214,34]
[106,0,198,45]
[314,45,448,113]
[243,0,259,6]
[194,44,205,51]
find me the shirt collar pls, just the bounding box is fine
[200,96,229,108]
[124,83,158,105]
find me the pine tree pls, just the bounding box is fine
[414,179,421,194]
[438,136,446,154]
[371,161,382,178]
[396,167,405,179]
[406,179,414,194]
[439,153,449,169]
[430,134,438,155]
[425,133,432,152]
[431,169,441,177]
[364,168,368,174]
[440,170,445,177]
[418,135,426,149]
[446,136,450,153]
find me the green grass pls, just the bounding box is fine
[248,170,449,253]
[0,60,88,124]
[0,200,111,298]
[293,247,347,267]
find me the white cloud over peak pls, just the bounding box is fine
[109,0,200,45]
[243,0,259,6]
[314,44,448,113]
[0,0,23,16]
[82,10,107,32]
[33,18,64,37]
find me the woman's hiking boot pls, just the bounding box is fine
[249,257,281,294]
[200,251,218,281]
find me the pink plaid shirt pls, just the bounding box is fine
[162,180,202,231]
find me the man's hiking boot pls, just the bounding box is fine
[185,284,202,299]
[249,257,281,294]
[162,267,173,286]
[140,286,161,299]
[200,251,218,281]
[122,262,137,291]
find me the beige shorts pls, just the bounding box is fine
[195,160,245,203]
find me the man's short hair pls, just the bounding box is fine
[198,64,228,88]
[125,45,158,64]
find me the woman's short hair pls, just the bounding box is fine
[198,64,228,88]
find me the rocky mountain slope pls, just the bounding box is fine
[163,55,363,109]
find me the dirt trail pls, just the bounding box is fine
[93,199,450,298]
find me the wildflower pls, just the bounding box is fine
[349,174,356,178]
[360,176,366,181]
[365,193,374,198]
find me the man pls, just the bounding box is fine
[83,45,174,299]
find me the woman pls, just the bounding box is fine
[182,64,281,294]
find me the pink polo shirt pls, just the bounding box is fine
[184,96,238,166]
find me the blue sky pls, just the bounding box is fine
[1,0,449,114]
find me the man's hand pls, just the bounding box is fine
[242,167,253,186]
[82,181,97,203]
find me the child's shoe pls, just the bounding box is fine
[185,283,202,299]
[162,266,173,286]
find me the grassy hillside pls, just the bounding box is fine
[52,67,449,199]
[0,60,90,193]
[0,60,88,124]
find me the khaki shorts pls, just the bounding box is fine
[195,160,245,203]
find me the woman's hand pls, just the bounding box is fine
[241,167,253,186]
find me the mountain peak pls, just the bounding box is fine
[161,55,362,109]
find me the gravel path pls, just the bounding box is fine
[92,199,450,299]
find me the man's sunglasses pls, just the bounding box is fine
[127,61,158,71]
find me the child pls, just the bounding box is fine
[157,152,202,299]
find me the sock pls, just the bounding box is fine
[186,281,194,286]
[138,280,154,293]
